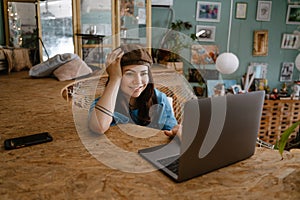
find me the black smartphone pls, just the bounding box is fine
[4,132,53,150]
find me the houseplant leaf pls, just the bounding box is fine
[275,120,300,159]
[157,20,195,63]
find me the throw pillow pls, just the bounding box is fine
[3,48,32,73]
[53,58,92,81]
[29,53,77,77]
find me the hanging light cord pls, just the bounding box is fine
[227,0,233,52]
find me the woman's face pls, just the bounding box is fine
[121,64,149,98]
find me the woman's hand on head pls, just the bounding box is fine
[106,47,124,80]
[163,124,182,140]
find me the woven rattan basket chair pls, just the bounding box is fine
[61,70,197,124]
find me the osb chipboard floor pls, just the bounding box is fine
[1,71,300,200]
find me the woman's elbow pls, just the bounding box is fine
[88,118,110,134]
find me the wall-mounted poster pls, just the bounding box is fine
[286,5,300,25]
[235,2,248,19]
[206,80,237,97]
[196,25,216,42]
[248,62,268,79]
[253,30,268,56]
[281,33,300,49]
[256,1,272,21]
[191,44,219,65]
[280,62,294,82]
[196,1,221,22]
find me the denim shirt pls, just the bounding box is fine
[90,89,177,131]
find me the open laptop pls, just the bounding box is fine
[138,91,265,182]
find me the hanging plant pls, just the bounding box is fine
[157,20,196,63]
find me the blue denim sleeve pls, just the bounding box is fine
[155,89,178,130]
[88,90,177,130]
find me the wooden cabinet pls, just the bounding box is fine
[258,100,300,145]
[73,0,152,69]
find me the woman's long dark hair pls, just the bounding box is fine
[109,44,157,126]
[133,67,157,126]
[107,64,157,126]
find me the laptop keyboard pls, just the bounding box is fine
[157,155,180,175]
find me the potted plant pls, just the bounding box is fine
[275,120,300,159]
[156,20,197,72]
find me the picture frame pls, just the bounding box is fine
[281,33,300,49]
[243,62,268,91]
[256,1,272,21]
[254,79,268,91]
[288,0,300,3]
[191,44,219,65]
[196,25,216,42]
[248,62,268,79]
[196,1,221,22]
[292,84,300,97]
[286,5,300,25]
[206,80,237,97]
[280,62,294,82]
[253,30,268,56]
[235,2,247,19]
[231,84,242,94]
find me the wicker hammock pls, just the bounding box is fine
[61,70,197,124]
[61,70,300,150]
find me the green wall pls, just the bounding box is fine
[153,0,300,91]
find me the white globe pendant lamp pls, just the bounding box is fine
[216,52,239,74]
[295,53,300,71]
[215,0,239,74]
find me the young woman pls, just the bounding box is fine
[88,44,181,138]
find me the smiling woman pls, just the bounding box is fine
[88,43,181,137]
[121,65,149,98]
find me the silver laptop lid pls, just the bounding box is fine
[177,91,265,182]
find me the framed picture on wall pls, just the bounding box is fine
[254,79,268,91]
[231,84,242,94]
[235,2,247,19]
[253,30,269,56]
[196,25,216,42]
[248,62,268,79]
[288,0,300,3]
[286,5,300,25]
[256,1,272,21]
[280,62,294,82]
[196,1,221,22]
[281,33,300,49]
[191,44,219,65]
[206,80,237,97]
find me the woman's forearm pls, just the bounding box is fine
[89,78,121,134]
